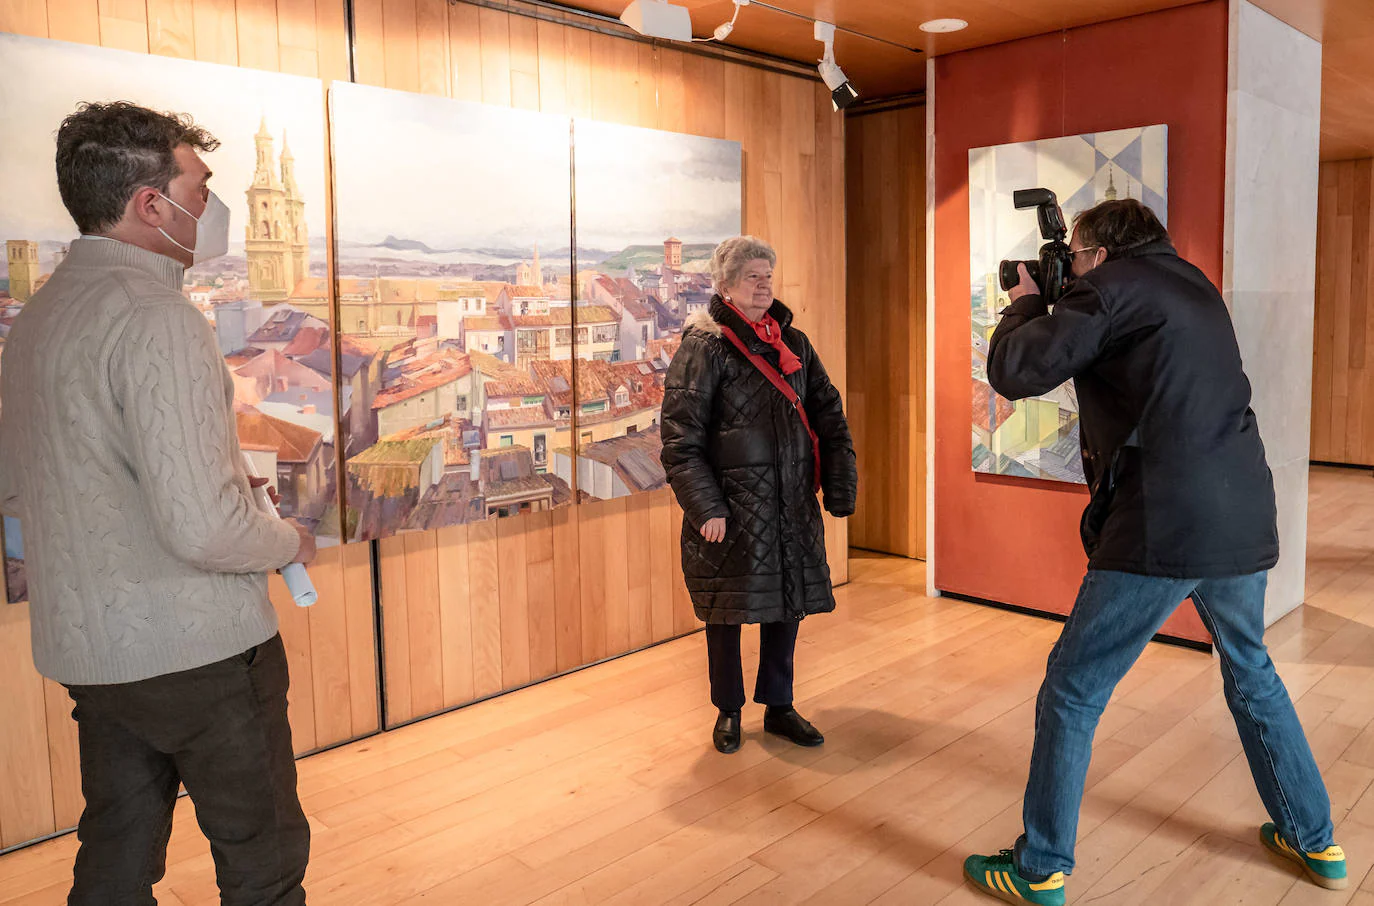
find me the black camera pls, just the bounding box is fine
[998,188,1074,304]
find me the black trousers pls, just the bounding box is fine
[64,634,310,906]
[705,621,800,712]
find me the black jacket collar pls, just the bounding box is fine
[1110,239,1177,261]
[708,294,795,345]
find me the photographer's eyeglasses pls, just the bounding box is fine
[1070,246,1101,258]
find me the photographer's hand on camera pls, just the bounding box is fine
[1008,263,1040,303]
[987,277,1110,401]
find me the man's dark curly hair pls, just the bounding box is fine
[55,101,219,234]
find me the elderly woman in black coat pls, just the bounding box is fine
[660,235,858,754]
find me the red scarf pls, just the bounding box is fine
[724,299,802,375]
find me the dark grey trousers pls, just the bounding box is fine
[65,633,309,905]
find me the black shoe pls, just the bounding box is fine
[713,710,742,753]
[763,706,824,747]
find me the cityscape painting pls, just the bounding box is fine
[329,82,577,541]
[969,124,1168,484]
[0,36,749,579]
[567,120,742,501]
[0,32,338,603]
[328,83,744,539]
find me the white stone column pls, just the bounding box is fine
[1224,0,1322,626]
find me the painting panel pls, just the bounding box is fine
[0,33,337,602]
[568,119,742,500]
[329,82,575,541]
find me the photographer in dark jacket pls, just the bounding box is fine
[661,235,857,755]
[964,200,1344,906]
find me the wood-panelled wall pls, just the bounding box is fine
[360,2,850,726]
[0,0,848,847]
[844,104,926,560]
[1313,158,1374,465]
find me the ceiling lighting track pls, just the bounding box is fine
[745,0,923,56]
[447,0,823,81]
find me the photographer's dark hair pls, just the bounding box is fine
[55,102,219,235]
[1073,199,1169,259]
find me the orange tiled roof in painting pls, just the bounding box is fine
[234,404,323,463]
[372,349,473,410]
[484,404,554,429]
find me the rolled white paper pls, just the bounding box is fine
[241,453,318,608]
[281,562,318,607]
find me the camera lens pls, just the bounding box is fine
[998,260,1020,291]
[999,259,1040,292]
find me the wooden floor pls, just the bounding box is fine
[3,466,1374,904]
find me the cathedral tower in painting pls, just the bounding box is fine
[245,119,308,301]
[516,244,543,287]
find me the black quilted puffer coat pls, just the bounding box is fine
[660,296,857,625]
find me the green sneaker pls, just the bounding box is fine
[1260,823,1347,890]
[964,849,1066,905]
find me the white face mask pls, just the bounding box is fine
[157,190,230,264]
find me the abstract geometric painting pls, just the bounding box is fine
[969,125,1168,483]
[0,32,337,602]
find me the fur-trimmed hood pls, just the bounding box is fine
[684,308,722,337]
[684,295,795,342]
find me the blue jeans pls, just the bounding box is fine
[1016,570,1333,878]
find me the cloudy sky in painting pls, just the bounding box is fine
[0,32,328,246]
[574,120,741,251]
[330,82,573,252]
[329,82,741,253]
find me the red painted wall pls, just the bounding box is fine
[932,1,1229,641]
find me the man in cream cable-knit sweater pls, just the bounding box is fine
[0,102,316,904]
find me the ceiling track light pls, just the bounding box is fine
[814,20,858,111]
[619,0,693,42]
[615,0,913,107]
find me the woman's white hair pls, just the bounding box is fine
[709,235,777,292]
